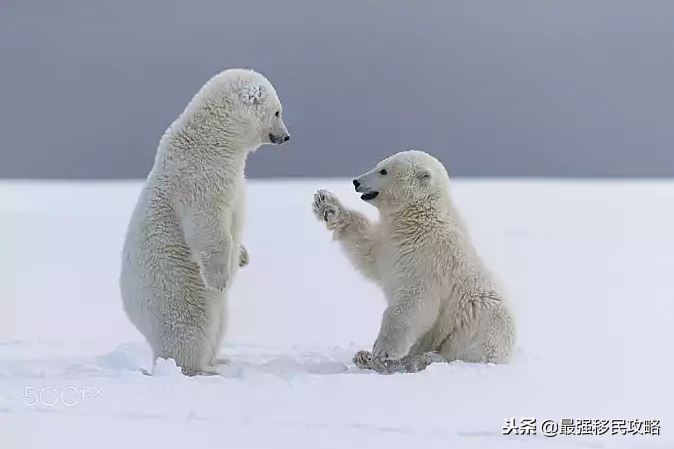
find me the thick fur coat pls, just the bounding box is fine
[312,150,515,373]
[120,68,289,376]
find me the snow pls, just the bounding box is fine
[1,179,673,449]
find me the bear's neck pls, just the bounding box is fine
[160,118,255,179]
[381,195,460,236]
[384,200,441,226]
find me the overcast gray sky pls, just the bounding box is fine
[1,0,673,179]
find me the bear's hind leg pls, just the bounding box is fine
[438,298,515,364]
[152,319,218,377]
[154,339,216,376]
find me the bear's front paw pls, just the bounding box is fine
[353,350,374,370]
[200,255,230,292]
[312,189,342,226]
[238,245,249,268]
[353,349,401,374]
[372,336,407,361]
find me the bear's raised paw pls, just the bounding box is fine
[312,189,342,225]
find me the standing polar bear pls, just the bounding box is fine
[120,68,290,376]
[312,150,515,374]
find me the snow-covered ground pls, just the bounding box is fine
[1,179,673,449]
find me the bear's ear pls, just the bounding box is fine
[241,84,265,106]
[418,169,432,183]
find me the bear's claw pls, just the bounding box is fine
[238,245,249,268]
[312,189,341,225]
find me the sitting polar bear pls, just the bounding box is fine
[312,150,515,374]
[120,68,290,376]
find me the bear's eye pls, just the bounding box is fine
[274,110,280,118]
[379,169,387,176]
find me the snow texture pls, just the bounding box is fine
[1,179,673,449]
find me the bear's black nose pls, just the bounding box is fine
[283,135,290,142]
[353,179,360,188]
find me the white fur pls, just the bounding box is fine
[120,68,289,376]
[312,150,515,373]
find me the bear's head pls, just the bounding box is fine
[231,69,290,147]
[198,68,290,149]
[236,70,290,147]
[351,150,449,211]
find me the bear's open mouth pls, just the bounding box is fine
[361,191,379,201]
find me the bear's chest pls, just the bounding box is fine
[212,175,245,227]
[377,239,426,280]
[377,232,446,301]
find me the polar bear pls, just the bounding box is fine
[312,150,515,374]
[120,68,290,376]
